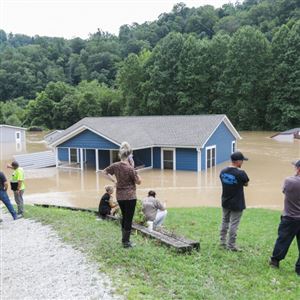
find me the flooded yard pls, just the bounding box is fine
[1,131,299,210]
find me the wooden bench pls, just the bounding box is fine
[34,204,200,253]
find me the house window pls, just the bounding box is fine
[232,141,236,153]
[206,146,216,169]
[15,131,21,142]
[162,149,174,170]
[111,150,120,163]
[70,148,78,163]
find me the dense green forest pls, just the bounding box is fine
[0,0,299,130]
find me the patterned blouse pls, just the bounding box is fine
[104,161,139,201]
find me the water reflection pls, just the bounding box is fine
[1,131,299,210]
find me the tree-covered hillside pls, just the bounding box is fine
[0,0,299,130]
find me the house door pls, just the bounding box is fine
[162,149,174,170]
[15,131,21,143]
[206,146,216,169]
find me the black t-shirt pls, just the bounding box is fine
[220,167,249,211]
[98,193,111,215]
[0,171,7,191]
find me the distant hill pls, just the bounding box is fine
[0,0,299,130]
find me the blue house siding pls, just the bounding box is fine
[201,121,236,170]
[99,150,110,169]
[58,148,68,161]
[176,148,197,171]
[58,129,119,149]
[133,148,151,168]
[153,147,161,169]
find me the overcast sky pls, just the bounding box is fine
[0,0,232,39]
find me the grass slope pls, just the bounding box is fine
[25,206,300,300]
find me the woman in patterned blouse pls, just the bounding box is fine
[103,142,142,248]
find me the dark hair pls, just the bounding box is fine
[148,190,156,197]
[11,161,19,168]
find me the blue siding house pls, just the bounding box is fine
[50,115,241,172]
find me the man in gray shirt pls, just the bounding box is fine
[142,190,167,230]
[269,160,300,276]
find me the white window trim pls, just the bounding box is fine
[68,148,79,164]
[231,141,236,153]
[161,148,176,170]
[15,131,21,142]
[205,145,216,170]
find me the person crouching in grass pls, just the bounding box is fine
[142,190,167,230]
[98,185,119,219]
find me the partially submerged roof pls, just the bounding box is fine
[271,128,300,138]
[0,124,27,130]
[50,115,241,149]
[44,130,63,144]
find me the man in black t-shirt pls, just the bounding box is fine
[219,151,250,251]
[0,171,19,221]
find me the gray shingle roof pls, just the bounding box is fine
[271,128,300,138]
[281,128,300,134]
[51,115,240,149]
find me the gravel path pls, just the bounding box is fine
[0,212,122,300]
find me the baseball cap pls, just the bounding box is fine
[292,160,300,168]
[231,151,248,161]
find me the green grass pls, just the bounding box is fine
[24,206,300,300]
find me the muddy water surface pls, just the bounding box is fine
[1,131,299,210]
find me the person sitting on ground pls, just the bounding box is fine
[98,185,119,219]
[142,190,167,230]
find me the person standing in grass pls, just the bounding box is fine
[0,170,20,220]
[219,151,249,251]
[7,161,25,217]
[269,160,300,277]
[103,142,142,248]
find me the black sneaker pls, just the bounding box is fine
[269,258,279,268]
[227,246,242,252]
[14,215,23,220]
[123,242,135,248]
[219,243,227,249]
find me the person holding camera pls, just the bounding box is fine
[103,142,141,248]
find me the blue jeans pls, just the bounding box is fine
[153,210,167,228]
[0,190,17,219]
[271,216,300,274]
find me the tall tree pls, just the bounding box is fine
[117,50,150,115]
[142,32,185,115]
[267,22,300,130]
[215,26,272,129]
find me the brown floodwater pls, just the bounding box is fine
[1,131,299,210]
